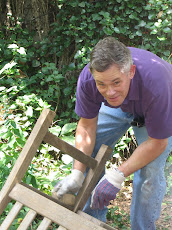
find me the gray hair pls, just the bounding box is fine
[89,37,133,74]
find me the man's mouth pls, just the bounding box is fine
[107,95,120,101]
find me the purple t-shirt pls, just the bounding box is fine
[75,47,172,139]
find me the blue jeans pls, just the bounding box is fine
[83,103,172,230]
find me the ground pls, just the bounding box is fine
[107,184,172,230]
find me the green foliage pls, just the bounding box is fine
[1,0,171,124]
[107,206,130,229]
[111,128,137,166]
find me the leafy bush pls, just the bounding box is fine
[1,0,171,124]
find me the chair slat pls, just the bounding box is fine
[0,201,23,230]
[43,131,97,169]
[73,144,112,212]
[37,217,52,230]
[57,226,67,230]
[9,183,105,230]
[17,209,37,230]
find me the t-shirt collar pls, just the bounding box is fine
[122,77,139,105]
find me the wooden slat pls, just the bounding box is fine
[37,217,52,230]
[19,182,74,211]
[57,226,67,230]
[17,209,37,230]
[0,201,23,230]
[77,211,116,230]
[9,183,106,230]
[43,131,97,169]
[73,144,112,212]
[0,109,56,215]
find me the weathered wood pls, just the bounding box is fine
[0,201,23,230]
[43,131,97,169]
[52,193,75,207]
[37,217,52,230]
[19,182,74,211]
[0,109,56,215]
[57,226,67,230]
[73,144,113,212]
[9,183,106,230]
[77,211,116,230]
[18,209,37,230]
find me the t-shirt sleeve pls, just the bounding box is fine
[75,67,102,119]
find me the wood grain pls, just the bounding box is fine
[9,183,106,230]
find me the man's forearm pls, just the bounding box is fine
[73,117,98,173]
[118,136,168,177]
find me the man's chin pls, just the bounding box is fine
[108,102,121,107]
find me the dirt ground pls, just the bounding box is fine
[108,184,172,230]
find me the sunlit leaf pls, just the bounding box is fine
[61,123,77,135]
[49,126,61,136]
[61,136,75,146]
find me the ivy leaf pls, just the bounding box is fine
[92,14,101,21]
[136,31,142,36]
[61,123,77,135]
[25,175,32,184]
[114,27,120,34]
[25,106,33,117]
[32,60,40,67]
[103,27,113,35]
[8,136,16,148]
[49,126,61,136]
[99,11,110,18]
[78,2,85,7]
[163,27,171,33]
[16,138,26,148]
[163,51,170,56]
[139,20,146,27]
[61,135,75,146]
[13,128,21,138]
[10,120,17,129]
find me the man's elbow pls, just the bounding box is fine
[159,138,168,153]
[149,136,168,153]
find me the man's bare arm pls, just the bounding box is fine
[74,116,98,172]
[118,136,168,177]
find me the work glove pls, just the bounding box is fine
[90,168,125,210]
[52,169,85,199]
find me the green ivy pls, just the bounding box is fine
[1,0,171,124]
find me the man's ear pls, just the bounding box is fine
[89,68,94,76]
[129,65,136,79]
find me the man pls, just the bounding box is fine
[53,37,172,229]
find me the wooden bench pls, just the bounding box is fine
[0,109,115,230]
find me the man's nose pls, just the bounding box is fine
[106,86,115,96]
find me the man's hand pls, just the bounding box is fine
[90,168,125,210]
[52,169,84,199]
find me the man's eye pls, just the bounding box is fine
[97,83,105,86]
[114,81,120,85]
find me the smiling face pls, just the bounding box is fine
[92,64,135,107]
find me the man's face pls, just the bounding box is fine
[92,64,135,107]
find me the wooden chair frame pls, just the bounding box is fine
[0,109,115,230]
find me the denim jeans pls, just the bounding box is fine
[83,103,172,230]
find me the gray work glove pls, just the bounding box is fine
[52,169,85,199]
